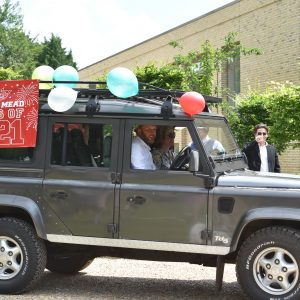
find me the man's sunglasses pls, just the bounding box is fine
[257,132,267,136]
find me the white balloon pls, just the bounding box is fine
[47,86,78,112]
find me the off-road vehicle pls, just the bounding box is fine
[0,80,300,300]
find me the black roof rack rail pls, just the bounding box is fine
[39,80,221,102]
[39,80,222,118]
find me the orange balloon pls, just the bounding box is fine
[179,92,206,116]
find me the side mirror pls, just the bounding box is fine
[189,150,199,172]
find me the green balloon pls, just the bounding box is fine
[32,66,54,89]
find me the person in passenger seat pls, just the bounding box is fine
[152,126,175,169]
[131,125,157,170]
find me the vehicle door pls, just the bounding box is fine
[0,117,47,204]
[43,116,121,238]
[118,119,210,245]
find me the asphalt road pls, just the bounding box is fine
[2,258,246,299]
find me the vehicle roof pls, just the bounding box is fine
[38,85,223,119]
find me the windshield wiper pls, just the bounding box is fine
[212,154,244,162]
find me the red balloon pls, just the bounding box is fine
[179,92,206,116]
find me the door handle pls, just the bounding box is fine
[127,195,146,204]
[50,191,68,199]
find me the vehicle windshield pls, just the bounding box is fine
[194,116,246,172]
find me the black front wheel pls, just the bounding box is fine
[0,217,46,294]
[236,226,300,300]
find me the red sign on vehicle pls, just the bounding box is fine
[0,80,39,147]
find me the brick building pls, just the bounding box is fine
[79,0,300,173]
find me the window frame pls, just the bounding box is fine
[124,118,209,173]
[45,116,119,170]
[0,116,47,168]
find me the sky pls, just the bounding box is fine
[16,0,234,69]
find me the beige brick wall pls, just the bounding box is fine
[79,0,299,91]
[79,0,300,174]
[279,145,300,175]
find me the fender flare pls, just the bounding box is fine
[0,194,46,239]
[230,207,300,251]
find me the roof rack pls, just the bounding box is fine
[39,80,222,118]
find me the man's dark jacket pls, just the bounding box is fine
[243,141,280,173]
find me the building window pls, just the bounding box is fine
[224,56,240,95]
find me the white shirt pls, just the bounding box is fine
[131,136,156,170]
[259,144,269,172]
[202,136,225,154]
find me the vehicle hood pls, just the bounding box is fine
[217,170,300,189]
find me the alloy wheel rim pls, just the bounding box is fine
[0,236,23,280]
[253,246,299,296]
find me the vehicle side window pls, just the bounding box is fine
[0,147,34,162]
[51,122,113,167]
[130,123,193,171]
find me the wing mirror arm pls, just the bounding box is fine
[189,150,215,188]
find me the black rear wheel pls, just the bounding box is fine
[0,217,46,294]
[46,254,93,274]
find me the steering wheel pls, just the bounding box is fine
[170,146,191,170]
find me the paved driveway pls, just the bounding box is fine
[2,258,245,299]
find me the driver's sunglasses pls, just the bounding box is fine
[257,132,267,136]
[167,132,176,139]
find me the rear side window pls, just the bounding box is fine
[0,147,34,162]
[51,122,113,167]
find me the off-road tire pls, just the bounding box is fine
[0,217,46,294]
[236,226,300,300]
[46,255,93,274]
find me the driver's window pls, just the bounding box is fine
[130,124,193,171]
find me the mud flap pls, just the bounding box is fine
[216,255,225,291]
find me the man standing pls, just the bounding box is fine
[243,123,280,173]
[131,124,157,170]
[198,127,225,155]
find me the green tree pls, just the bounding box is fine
[223,90,270,148]
[0,0,40,78]
[0,67,22,80]
[223,82,300,153]
[264,83,300,152]
[168,40,215,95]
[0,0,22,28]
[37,33,77,69]
[0,0,77,78]
[135,63,185,90]
[171,32,261,95]
[134,32,261,96]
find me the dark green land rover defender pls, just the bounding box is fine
[0,83,300,300]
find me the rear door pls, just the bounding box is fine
[43,116,121,238]
[0,117,46,203]
[118,119,209,245]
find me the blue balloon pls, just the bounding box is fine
[53,65,79,88]
[107,67,138,98]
